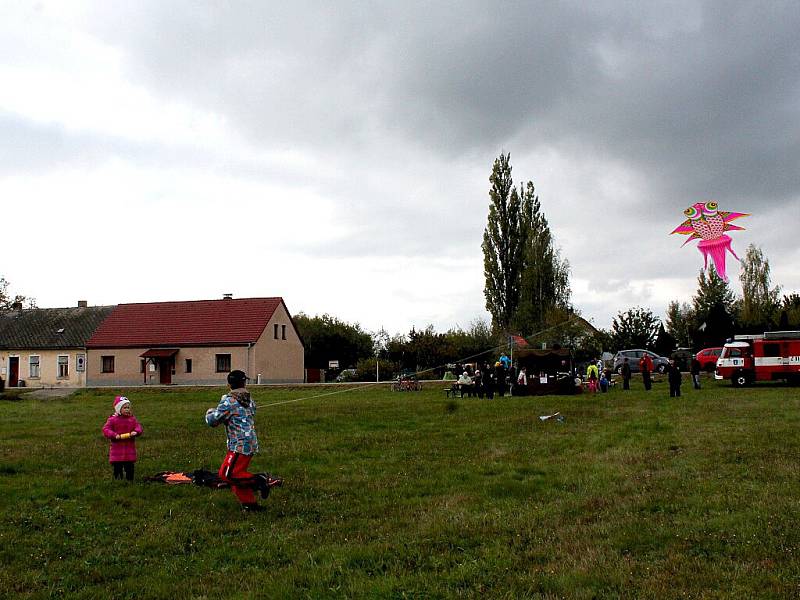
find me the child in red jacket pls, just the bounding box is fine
[102,396,143,481]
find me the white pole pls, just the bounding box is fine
[376,359,379,382]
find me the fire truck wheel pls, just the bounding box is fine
[731,373,750,388]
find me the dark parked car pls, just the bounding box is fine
[671,348,694,371]
[695,347,723,372]
[612,349,670,374]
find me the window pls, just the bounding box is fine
[57,355,69,378]
[274,324,279,339]
[101,355,115,373]
[727,348,742,358]
[215,354,231,372]
[186,359,192,373]
[281,324,286,340]
[29,355,40,378]
[763,343,781,357]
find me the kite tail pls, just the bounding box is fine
[697,235,736,282]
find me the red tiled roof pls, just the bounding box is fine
[86,298,283,348]
[511,334,531,348]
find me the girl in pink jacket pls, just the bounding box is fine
[102,396,143,481]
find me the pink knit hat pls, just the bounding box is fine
[113,396,131,416]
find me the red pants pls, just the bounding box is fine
[219,451,258,504]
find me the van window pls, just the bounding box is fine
[763,343,781,357]
[727,348,742,358]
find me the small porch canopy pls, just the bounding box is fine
[139,349,179,359]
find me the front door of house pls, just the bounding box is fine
[9,357,19,387]
[158,358,172,385]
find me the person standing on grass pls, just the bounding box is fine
[621,358,632,390]
[102,396,143,481]
[586,361,599,393]
[473,368,484,398]
[667,358,682,397]
[639,353,654,391]
[494,361,506,397]
[206,370,281,512]
[483,363,495,399]
[690,355,702,390]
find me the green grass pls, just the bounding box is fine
[2,377,800,598]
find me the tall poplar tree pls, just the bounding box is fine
[482,153,524,331]
[739,244,781,329]
[512,183,571,335]
[482,153,571,335]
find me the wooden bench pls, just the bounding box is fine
[444,385,460,398]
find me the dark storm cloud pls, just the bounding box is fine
[90,1,800,209]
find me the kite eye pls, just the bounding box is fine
[684,206,700,219]
[703,201,718,215]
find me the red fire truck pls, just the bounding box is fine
[715,331,800,387]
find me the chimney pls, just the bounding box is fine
[223,293,233,300]
[78,300,88,308]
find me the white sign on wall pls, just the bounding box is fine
[328,360,339,369]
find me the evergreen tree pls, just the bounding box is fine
[739,244,781,330]
[665,300,694,348]
[654,323,677,356]
[691,267,736,346]
[779,293,800,328]
[610,306,660,349]
[483,153,524,332]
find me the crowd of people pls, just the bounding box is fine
[450,353,535,398]
[448,350,705,399]
[449,353,578,397]
[587,353,702,397]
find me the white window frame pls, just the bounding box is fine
[29,355,40,379]
[57,354,69,379]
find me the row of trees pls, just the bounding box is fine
[294,314,501,381]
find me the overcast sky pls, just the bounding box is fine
[2,1,798,336]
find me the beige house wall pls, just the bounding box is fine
[87,346,251,386]
[252,302,305,383]
[1,349,87,387]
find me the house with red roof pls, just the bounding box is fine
[85,296,304,386]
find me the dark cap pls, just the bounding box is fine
[227,369,249,388]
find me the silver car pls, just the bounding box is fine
[612,349,669,374]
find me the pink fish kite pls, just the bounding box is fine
[670,201,748,282]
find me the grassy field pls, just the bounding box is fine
[2,377,800,599]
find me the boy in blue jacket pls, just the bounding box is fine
[206,370,281,511]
